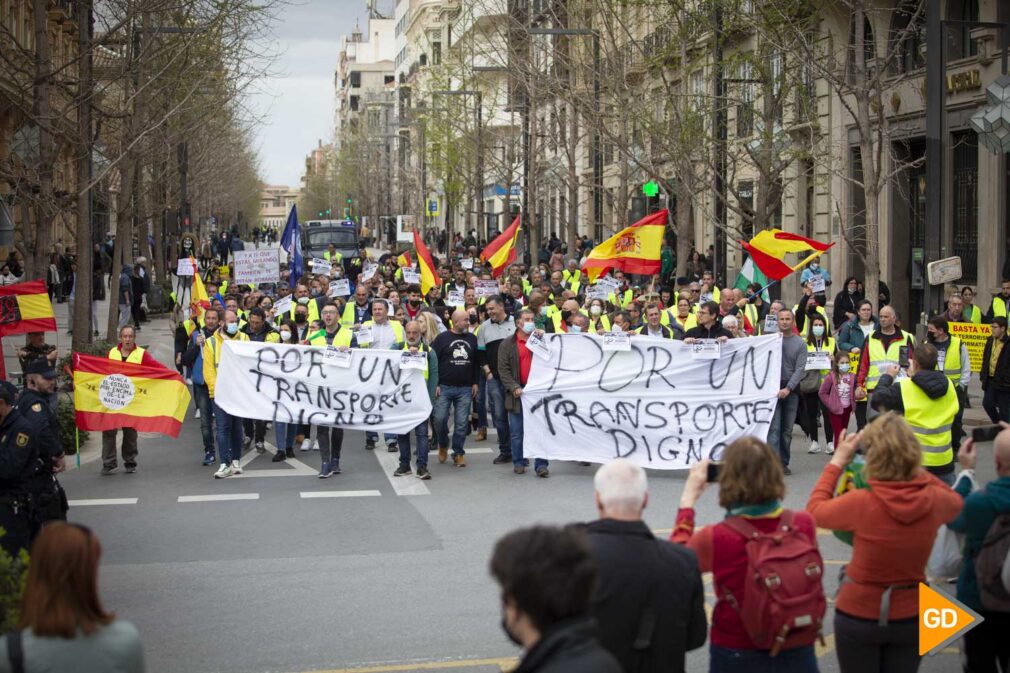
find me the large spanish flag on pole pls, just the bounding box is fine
[73,353,191,438]
[480,215,521,279]
[0,279,57,336]
[740,229,835,281]
[412,229,441,296]
[582,210,667,282]
[190,259,210,320]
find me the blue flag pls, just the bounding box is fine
[280,205,302,288]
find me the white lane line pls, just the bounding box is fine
[177,493,259,503]
[372,446,431,496]
[460,447,494,454]
[231,444,318,477]
[299,490,382,499]
[68,498,138,506]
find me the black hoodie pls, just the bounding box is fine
[870,369,951,414]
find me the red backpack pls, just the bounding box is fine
[721,510,827,655]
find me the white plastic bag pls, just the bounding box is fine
[928,525,964,578]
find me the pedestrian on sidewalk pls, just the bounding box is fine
[117,265,132,330]
[102,325,158,475]
[1,523,145,673]
[980,317,1010,423]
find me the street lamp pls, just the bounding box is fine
[528,28,601,242]
[432,89,484,246]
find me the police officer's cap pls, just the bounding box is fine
[25,360,57,379]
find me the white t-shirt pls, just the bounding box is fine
[837,378,852,408]
[859,323,874,338]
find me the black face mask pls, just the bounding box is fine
[409,299,421,307]
[468,314,478,325]
[561,310,572,321]
[294,313,307,325]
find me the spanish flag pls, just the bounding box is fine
[396,250,413,268]
[582,210,667,282]
[480,215,521,279]
[73,353,191,438]
[412,229,441,296]
[740,229,834,281]
[0,279,57,336]
[191,259,210,320]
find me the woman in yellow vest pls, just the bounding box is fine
[802,315,836,455]
[203,311,250,478]
[960,286,982,324]
[586,299,611,333]
[103,325,156,474]
[668,297,698,332]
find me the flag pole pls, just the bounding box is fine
[75,423,80,468]
[746,279,780,302]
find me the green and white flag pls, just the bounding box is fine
[734,256,770,301]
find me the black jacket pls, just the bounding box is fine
[514,617,622,673]
[871,369,951,414]
[980,335,1010,391]
[585,520,706,673]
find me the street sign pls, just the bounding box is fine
[926,256,962,286]
[426,198,440,216]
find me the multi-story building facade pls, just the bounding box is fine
[259,184,300,231]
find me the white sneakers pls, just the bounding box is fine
[214,463,232,479]
[195,409,201,419]
[301,438,318,451]
[807,440,821,454]
[825,442,835,455]
[231,460,242,475]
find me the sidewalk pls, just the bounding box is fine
[0,292,181,472]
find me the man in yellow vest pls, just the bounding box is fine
[324,243,343,266]
[306,302,354,476]
[102,325,158,475]
[393,319,439,480]
[871,342,959,485]
[359,299,404,452]
[927,316,971,451]
[204,309,250,479]
[986,279,1010,323]
[855,305,915,400]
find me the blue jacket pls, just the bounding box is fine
[836,315,880,353]
[949,474,1010,611]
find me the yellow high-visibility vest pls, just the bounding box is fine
[864,330,915,390]
[937,337,964,384]
[108,345,145,364]
[897,377,957,468]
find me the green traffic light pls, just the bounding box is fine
[346,198,353,204]
[643,180,660,198]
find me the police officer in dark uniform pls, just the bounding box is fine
[14,360,68,522]
[0,382,40,557]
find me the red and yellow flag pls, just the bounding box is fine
[740,229,834,281]
[480,216,521,279]
[582,210,667,282]
[190,259,210,320]
[412,229,441,296]
[73,353,191,438]
[396,250,413,268]
[0,279,57,336]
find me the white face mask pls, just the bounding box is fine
[590,305,602,316]
[280,330,291,341]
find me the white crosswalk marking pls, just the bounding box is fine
[231,443,318,478]
[68,498,138,506]
[299,490,381,498]
[372,446,431,496]
[178,493,259,503]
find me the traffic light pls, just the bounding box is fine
[318,211,324,217]
[346,198,353,205]
[642,180,660,197]
[326,208,331,216]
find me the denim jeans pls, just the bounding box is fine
[486,377,510,452]
[398,420,430,469]
[192,383,215,453]
[474,374,488,429]
[767,391,800,467]
[366,431,397,446]
[433,385,472,455]
[274,422,297,452]
[709,643,818,673]
[213,401,244,464]
[508,408,547,471]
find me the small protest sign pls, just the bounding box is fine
[233,249,280,285]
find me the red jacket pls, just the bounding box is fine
[671,508,817,649]
[806,463,963,621]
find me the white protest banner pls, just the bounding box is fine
[272,295,293,316]
[522,334,781,469]
[475,280,500,299]
[215,341,431,434]
[402,268,421,284]
[809,275,826,294]
[461,258,474,270]
[233,249,280,285]
[328,279,351,297]
[361,263,378,282]
[176,258,196,276]
[601,331,631,351]
[691,339,721,360]
[446,290,464,307]
[311,258,332,276]
[526,332,552,361]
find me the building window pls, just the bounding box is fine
[946,0,979,61]
[770,52,783,124]
[431,41,441,65]
[350,71,361,88]
[951,130,978,282]
[737,180,754,240]
[890,0,925,73]
[736,61,754,138]
[847,13,876,80]
[350,96,359,111]
[690,70,705,111]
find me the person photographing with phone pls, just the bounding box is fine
[869,342,960,485]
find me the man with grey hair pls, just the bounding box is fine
[585,459,707,672]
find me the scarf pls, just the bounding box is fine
[725,499,783,519]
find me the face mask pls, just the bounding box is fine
[561,310,572,321]
[225,323,238,335]
[410,299,421,307]
[838,363,850,373]
[294,313,307,324]
[590,305,601,316]
[569,325,582,333]
[848,287,856,294]
[810,263,819,271]
[521,322,534,334]
[297,296,309,305]
[539,305,548,316]
[468,314,478,325]
[280,330,291,341]
[812,325,825,338]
